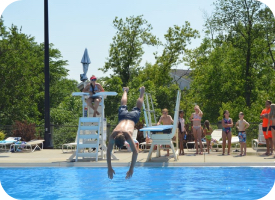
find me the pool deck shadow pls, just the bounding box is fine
[0,148,275,167]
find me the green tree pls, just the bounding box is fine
[0,18,78,125]
[100,15,159,86]
[100,76,123,121]
[209,0,275,107]
[101,17,199,125]
[50,95,82,125]
[184,0,275,122]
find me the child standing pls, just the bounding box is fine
[203,120,213,154]
[222,110,234,155]
[178,110,186,155]
[235,112,250,156]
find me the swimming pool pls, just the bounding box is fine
[0,167,274,199]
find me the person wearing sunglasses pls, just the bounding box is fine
[83,75,105,117]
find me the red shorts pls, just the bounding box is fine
[262,127,272,139]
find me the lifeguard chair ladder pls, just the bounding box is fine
[142,93,157,139]
[75,117,101,162]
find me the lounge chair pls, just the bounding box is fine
[140,136,156,151]
[211,129,240,152]
[140,124,153,150]
[140,140,151,150]
[10,139,44,152]
[124,129,139,151]
[230,136,240,152]
[0,137,21,152]
[62,135,77,153]
[252,123,266,153]
[210,129,223,151]
[186,136,207,151]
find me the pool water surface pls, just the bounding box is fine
[0,167,274,200]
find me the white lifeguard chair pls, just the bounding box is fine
[69,88,118,162]
[140,90,181,161]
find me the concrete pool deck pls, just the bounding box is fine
[0,148,275,167]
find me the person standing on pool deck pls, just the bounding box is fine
[260,100,272,156]
[203,120,212,154]
[83,75,105,117]
[222,110,233,155]
[157,108,174,156]
[266,104,275,158]
[190,105,203,155]
[235,112,250,156]
[107,86,145,179]
[178,110,186,155]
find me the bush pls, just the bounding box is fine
[0,131,5,140]
[12,120,36,141]
[52,125,78,149]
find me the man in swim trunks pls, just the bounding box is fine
[266,104,275,158]
[260,100,272,156]
[157,108,174,156]
[107,86,145,179]
[235,112,250,156]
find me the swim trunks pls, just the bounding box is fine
[262,127,272,139]
[261,108,272,139]
[238,131,246,143]
[118,105,141,124]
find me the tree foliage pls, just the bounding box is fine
[2,0,274,148]
[100,15,160,86]
[0,17,79,126]
[208,0,275,107]
[102,16,199,124]
[184,0,275,123]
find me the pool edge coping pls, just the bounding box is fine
[0,162,275,167]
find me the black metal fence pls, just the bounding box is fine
[0,122,261,149]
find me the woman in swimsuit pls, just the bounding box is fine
[203,120,213,154]
[267,104,275,158]
[221,110,233,155]
[83,75,105,117]
[190,105,203,154]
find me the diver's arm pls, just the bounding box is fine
[125,137,138,179]
[107,138,115,179]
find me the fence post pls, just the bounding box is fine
[50,123,54,148]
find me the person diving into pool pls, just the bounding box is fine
[107,86,145,179]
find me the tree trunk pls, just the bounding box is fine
[245,21,252,107]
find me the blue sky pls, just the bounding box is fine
[1,0,275,82]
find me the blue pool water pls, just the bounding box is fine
[0,167,275,200]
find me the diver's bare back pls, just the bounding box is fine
[112,119,135,137]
